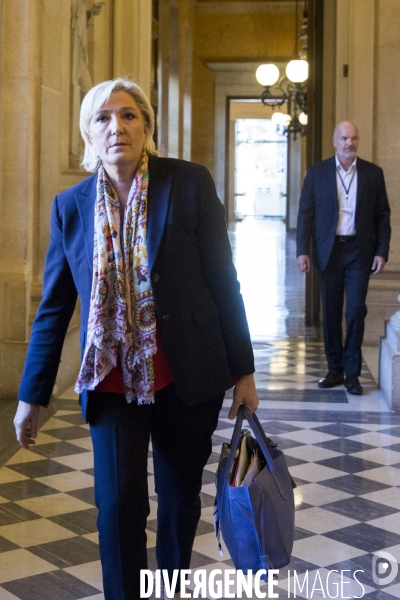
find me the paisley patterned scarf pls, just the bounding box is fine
[75,151,157,404]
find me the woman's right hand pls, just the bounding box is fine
[228,374,259,420]
[14,401,41,449]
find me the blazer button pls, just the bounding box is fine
[152,273,160,283]
[162,315,170,322]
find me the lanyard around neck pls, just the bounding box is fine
[337,165,356,199]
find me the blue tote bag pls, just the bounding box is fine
[215,406,296,575]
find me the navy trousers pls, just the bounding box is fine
[317,237,371,376]
[87,384,224,600]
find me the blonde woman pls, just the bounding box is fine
[14,78,258,600]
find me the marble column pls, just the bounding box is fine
[375,1,400,407]
[113,0,152,98]
[0,0,43,397]
[375,0,400,270]
[329,0,400,389]
[335,0,375,160]
[334,0,400,270]
[0,0,89,399]
[158,0,181,159]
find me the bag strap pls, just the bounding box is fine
[213,499,224,556]
[242,406,289,498]
[225,406,288,499]
[224,406,248,480]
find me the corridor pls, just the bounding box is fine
[0,219,399,599]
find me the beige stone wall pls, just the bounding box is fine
[157,0,195,159]
[321,0,400,351]
[327,0,400,271]
[375,0,400,270]
[0,0,44,397]
[113,0,152,95]
[192,8,296,173]
[0,0,153,399]
[157,1,296,173]
[154,1,299,199]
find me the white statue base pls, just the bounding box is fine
[379,296,400,411]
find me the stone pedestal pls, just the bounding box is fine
[364,276,400,345]
[379,298,400,411]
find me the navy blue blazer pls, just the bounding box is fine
[18,156,255,421]
[296,156,391,271]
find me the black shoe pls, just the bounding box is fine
[345,375,363,395]
[318,372,345,388]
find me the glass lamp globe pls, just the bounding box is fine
[282,114,292,126]
[299,112,308,125]
[286,60,308,83]
[256,64,280,87]
[271,112,284,125]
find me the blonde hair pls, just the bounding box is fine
[80,78,158,172]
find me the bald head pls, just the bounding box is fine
[333,121,359,170]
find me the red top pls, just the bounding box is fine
[95,323,173,394]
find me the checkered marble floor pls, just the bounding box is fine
[252,341,376,390]
[0,340,399,600]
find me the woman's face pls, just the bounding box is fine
[89,90,147,174]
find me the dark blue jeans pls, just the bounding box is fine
[317,237,371,376]
[88,384,224,600]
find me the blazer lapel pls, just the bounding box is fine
[327,156,339,211]
[75,174,97,274]
[147,155,173,275]
[355,158,365,219]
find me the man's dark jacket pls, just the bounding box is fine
[296,156,391,271]
[18,156,254,421]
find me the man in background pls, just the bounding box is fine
[296,121,391,395]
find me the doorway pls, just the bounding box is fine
[234,118,287,220]
[227,99,290,224]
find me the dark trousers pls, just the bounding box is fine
[317,238,371,376]
[87,383,224,600]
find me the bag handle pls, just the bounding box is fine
[224,406,288,499]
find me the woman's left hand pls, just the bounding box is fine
[228,374,259,420]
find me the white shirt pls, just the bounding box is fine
[335,155,357,235]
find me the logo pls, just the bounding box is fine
[372,551,398,586]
